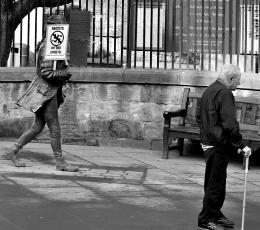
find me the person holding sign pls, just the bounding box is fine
[5,15,79,172]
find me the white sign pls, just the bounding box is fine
[45,24,69,60]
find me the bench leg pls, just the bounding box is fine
[177,138,184,156]
[162,119,170,159]
[166,138,184,157]
[162,134,169,159]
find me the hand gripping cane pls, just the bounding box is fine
[240,150,251,230]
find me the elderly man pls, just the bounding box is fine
[196,64,251,230]
[5,14,79,172]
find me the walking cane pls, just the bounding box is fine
[241,152,250,230]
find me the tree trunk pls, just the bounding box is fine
[0,0,13,66]
[0,0,72,66]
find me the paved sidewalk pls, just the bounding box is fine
[0,141,259,230]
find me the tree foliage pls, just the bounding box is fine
[0,0,72,66]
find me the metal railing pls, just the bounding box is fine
[3,0,260,73]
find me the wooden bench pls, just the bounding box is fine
[162,87,260,159]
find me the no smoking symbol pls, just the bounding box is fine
[50,31,64,46]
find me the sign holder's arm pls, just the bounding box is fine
[53,60,57,70]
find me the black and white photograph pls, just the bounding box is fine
[0,0,260,229]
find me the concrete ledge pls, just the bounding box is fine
[0,67,260,90]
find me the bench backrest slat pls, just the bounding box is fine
[240,104,247,123]
[251,105,258,124]
[240,124,259,132]
[235,96,260,104]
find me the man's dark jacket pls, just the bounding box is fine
[196,79,244,149]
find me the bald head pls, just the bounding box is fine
[218,64,241,91]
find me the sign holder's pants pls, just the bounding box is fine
[16,95,62,158]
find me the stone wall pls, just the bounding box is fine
[0,67,260,150]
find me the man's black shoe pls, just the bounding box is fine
[217,216,234,228]
[198,222,225,230]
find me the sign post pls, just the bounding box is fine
[45,24,69,70]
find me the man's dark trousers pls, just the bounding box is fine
[198,145,229,224]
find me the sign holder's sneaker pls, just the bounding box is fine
[55,156,79,172]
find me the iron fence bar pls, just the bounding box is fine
[42,0,45,37]
[187,0,190,70]
[179,0,183,70]
[244,0,248,72]
[150,0,153,68]
[79,0,82,10]
[7,1,12,66]
[143,0,146,68]
[251,0,254,72]
[34,1,38,65]
[7,2,10,65]
[215,0,219,70]
[20,0,23,67]
[172,0,176,69]
[222,0,226,64]
[114,0,117,65]
[236,0,240,67]
[86,0,88,11]
[201,0,204,70]
[63,0,67,15]
[0,1,2,49]
[157,0,161,69]
[0,1,1,51]
[120,0,124,66]
[100,0,103,64]
[107,0,110,64]
[50,1,53,14]
[11,0,15,66]
[126,0,131,68]
[194,0,197,69]
[134,0,138,68]
[27,0,30,67]
[164,0,168,69]
[229,0,232,63]
[241,0,245,68]
[92,0,96,63]
[258,0,260,72]
[208,0,212,70]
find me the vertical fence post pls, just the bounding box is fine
[100,0,103,64]
[150,0,154,69]
[114,0,117,65]
[157,0,161,69]
[236,0,240,67]
[251,0,254,72]
[121,0,124,66]
[126,0,132,68]
[134,0,138,68]
[258,0,260,73]
[20,0,23,67]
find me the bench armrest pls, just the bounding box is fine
[163,109,187,119]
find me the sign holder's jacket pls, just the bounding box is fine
[17,40,70,113]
